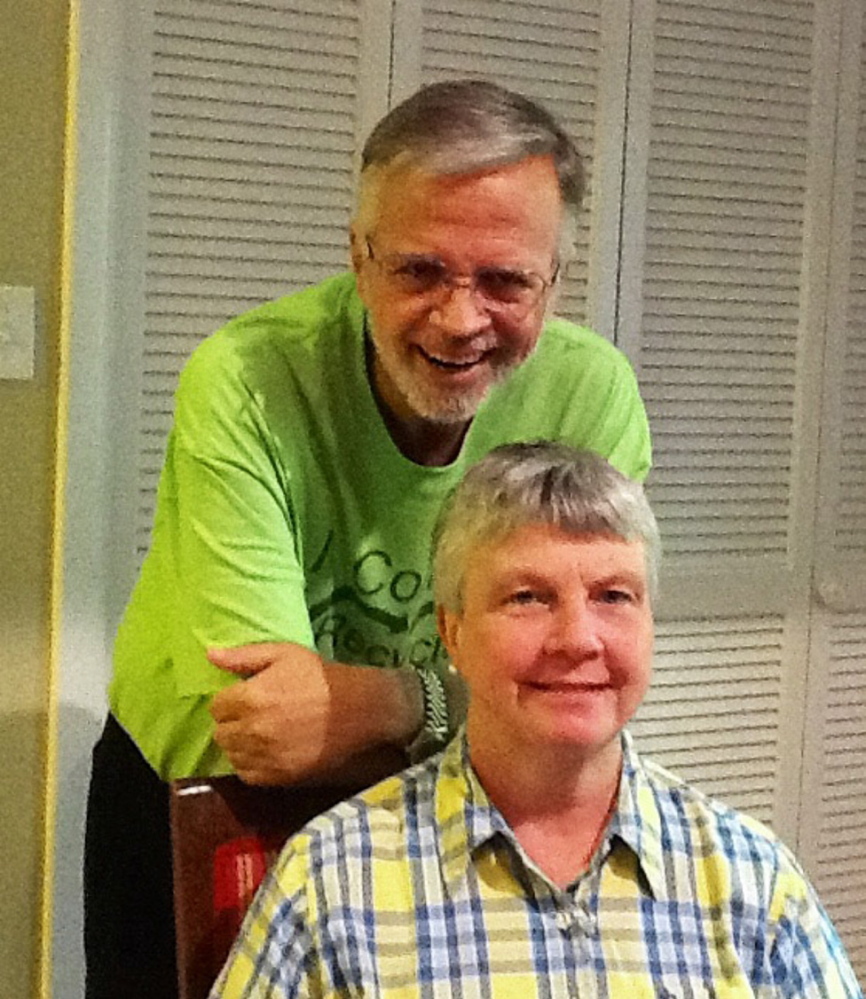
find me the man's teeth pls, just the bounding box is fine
[424,351,484,369]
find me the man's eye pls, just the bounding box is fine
[394,260,447,290]
[477,268,534,302]
[508,589,544,605]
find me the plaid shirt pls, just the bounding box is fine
[212,733,862,998]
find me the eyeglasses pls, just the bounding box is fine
[365,237,558,319]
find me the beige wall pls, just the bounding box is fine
[0,0,68,995]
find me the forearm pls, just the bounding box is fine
[210,644,430,786]
[286,661,468,785]
[302,662,424,784]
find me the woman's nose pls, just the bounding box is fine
[544,601,603,657]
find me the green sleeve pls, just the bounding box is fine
[110,335,318,778]
[169,341,316,697]
[518,321,653,482]
[479,320,652,484]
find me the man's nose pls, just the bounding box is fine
[544,601,603,657]
[429,279,490,333]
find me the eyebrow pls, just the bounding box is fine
[488,568,551,591]
[386,249,539,274]
[593,571,647,595]
[491,566,647,591]
[390,250,444,262]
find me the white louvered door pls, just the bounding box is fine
[619,0,821,829]
[802,0,866,973]
[136,0,386,557]
[409,0,817,825]
[615,0,865,974]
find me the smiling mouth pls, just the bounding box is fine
[531,682,609,694]
[419,347,491,371]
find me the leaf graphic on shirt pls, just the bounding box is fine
[308,586,408,635]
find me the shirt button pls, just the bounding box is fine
[555,910,573,931]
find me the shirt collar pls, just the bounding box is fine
[434,734,511,893]
[433,729,667,900]
[609,730,667,900]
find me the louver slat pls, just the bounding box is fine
[816,614,866,981]
[631,616,785,826]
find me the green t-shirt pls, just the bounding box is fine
[110,273,651,778]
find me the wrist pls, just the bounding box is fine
[390,668,425,748]
[352,665,423,748]
[404,667,450,764]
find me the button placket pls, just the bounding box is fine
[571,859,601,938]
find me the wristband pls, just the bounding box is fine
[405,668,450,763]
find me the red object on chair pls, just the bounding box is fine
[169,776,357,999]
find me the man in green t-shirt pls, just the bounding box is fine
[85,80,651,998]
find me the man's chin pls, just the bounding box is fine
[408,390,487,425]
[406,362,524,424]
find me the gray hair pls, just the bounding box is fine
[357,79,584,258]
[433,443,660,612]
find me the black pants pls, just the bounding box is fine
[84,714,178,999]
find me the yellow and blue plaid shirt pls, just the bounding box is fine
[212,733,861,998]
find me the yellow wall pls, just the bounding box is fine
[0,1,69,995]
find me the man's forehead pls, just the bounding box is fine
[358,160,564,272]
[358,155,561,221]
[376,154,558,192]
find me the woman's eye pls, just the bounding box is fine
[600,588,633,605]
[507,588,554,607]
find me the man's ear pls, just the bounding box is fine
[349,224,364,275]
[350,223,373,307]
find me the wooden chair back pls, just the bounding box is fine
[169,776,353,999]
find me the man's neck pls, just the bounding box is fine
[377,404,470,467]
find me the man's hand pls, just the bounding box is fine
[208,643,423,786]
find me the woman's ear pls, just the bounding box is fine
[437,605,462,671]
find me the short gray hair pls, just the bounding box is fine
[433,443,660,612]
[357,79,584,258]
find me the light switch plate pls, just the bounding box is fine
[0,285,37,380]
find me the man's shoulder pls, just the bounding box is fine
[537,315,625,360]
[479,315,643,431]
[184,272,360,374]
[228,271,359,336]
[515,315,638,390]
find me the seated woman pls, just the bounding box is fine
[211,442,861,999]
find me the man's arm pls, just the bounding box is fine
[144,324,454,783]
[208,643,423,786]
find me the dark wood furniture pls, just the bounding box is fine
[169,776,356,999]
